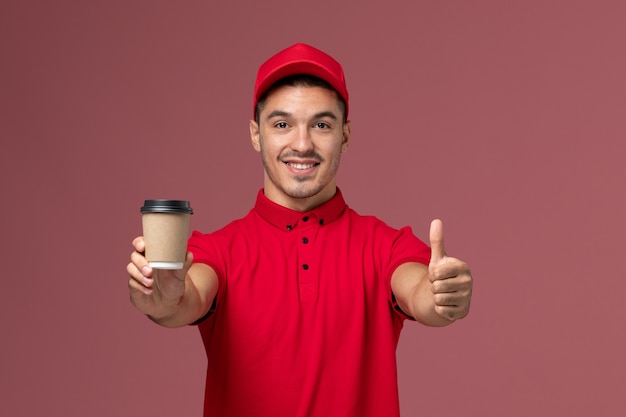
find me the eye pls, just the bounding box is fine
[314,122,330,129]
[275,122,288,129]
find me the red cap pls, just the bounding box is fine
[253,43,349,119]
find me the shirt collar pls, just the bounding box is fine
[254,188,347,231]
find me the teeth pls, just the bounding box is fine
[288,162,315,170]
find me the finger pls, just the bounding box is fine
[128,276,153,295]
[432,274,465,294]
[434,305,468,322]
[433,292,460,307]
[429,219,446,265]
[184,251,194,270]
[132,236,145,253]
[433,284,471,304]
[173,251,194,281]
[127,261,153,289]
[430,258,470,283]
[130,250,152,278]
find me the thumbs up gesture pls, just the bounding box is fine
[428,219,473,322]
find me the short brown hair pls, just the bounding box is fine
[255,74,347,124]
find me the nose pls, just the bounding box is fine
[290,125,314,153]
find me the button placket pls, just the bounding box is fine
[297,214,318,301]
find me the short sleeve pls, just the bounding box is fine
[387,226,430,274]
[187,230,227,324]
[385,226,431,320]
[187,230,226,278]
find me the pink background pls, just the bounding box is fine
[2,1,624,416]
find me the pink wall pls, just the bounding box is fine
[2,1,624,416]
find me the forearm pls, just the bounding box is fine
[143,276,207,328]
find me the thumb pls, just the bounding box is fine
[429,219,446,265]
[174,251,194,280]
[183,251,194,273]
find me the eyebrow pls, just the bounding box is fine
[265,110,338,121]
[312,111,338,121]
[265,110,292,120]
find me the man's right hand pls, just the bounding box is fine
[127,236,194,321]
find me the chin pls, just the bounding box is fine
[285,188,319,200]
[288,181,334,200]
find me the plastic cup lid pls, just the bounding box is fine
[140,200,193,214]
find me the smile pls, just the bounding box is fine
[284,162,319,170]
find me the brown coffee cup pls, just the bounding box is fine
[140,200,193,270]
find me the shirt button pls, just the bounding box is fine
[302,264,309,270]
[303,216,309,222]
[286,224,292,231]
[319,219,324,225]
[302,237,309,244]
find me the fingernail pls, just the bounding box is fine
[142,265,151,275]
[143,276,153,286]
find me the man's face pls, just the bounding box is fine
[250,85,350,211]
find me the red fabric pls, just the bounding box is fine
[188,189,430,417]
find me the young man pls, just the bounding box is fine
[128,43,473,417]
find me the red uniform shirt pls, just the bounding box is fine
[188,189,430,417]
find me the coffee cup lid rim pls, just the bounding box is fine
[140,199,193,214]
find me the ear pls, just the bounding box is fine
[341,121,351,152]
[250,120,261,152]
